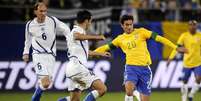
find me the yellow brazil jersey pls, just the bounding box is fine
[111,28,152,66]
[177,32,201,68]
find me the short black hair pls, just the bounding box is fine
[120,15,134,24]
[188,20,197,25]
[76,10,92,24]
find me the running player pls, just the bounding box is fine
[22,2,70,101]
[58,10,111,101]
[167,20,201,101]
[94,15,188,101]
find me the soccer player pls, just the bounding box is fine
[167,20,201,101]
[58,10,111,101]
[94,15,188,101]
[22,2,70,101]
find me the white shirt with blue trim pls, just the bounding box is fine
[67,25,89,65]
[23,16,70,56]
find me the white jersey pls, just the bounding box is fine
[67,25,89,64]
[23,16,70,57]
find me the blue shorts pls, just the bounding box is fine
[181,65,201,82]
[123,65,152,95]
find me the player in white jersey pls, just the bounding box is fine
[22,2,70,101]
[58,10,111,101]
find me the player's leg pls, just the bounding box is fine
[58,89,81,101]
[32,75,51,101]
[137,66,152,101]
[84,79,107,101]
[40,76,52,88]
[58,78,80,101]
[123,65,139,101]
[32,54,55,101]
[180,68,191,101]
[70,90,82,101]
[58,59,82,101]
[188,66,201,101]
[125,81,135,101]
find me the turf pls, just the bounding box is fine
[0,91,200,101]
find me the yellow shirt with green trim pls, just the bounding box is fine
[169,31,201,68]
[111,28,153,66]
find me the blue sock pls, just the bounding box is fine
[32,87,43,101]
[57,97,67,101]
[188,97,193,101]
[84,92,96,101]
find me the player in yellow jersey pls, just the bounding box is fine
[167,20,201,101]
[94,15,188,101]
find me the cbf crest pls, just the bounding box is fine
[134,34,139,40]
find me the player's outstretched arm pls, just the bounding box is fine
[94,41,117,53]
[166,34,186,67]
[154,35,188,53]
[89,50,111,57]
[74,33,105,41]
[166,50,177,66]
[94,44,110,53]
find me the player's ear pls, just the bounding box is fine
[85,19,89,23]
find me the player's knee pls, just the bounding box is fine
[98,85,107,97]
[41,82,50,88]
[71,96,80,101]
[41,78,51,88]
[126,91,133,96]
[125,81,135,96]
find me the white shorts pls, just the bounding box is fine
[65,58,99,91]
[32,54,55,77]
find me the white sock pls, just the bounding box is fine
[189,82,200,98]
[133,90,141,101]
[66,96,70,101]
[125,95,133,101]
[91,90,99,99]
[181,83,188,101]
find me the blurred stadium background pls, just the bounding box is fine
[0,0,201,101]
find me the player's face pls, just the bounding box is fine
[121,20,134,34]
[86,19,92,30]
[189,23,197,32]
[34,4,47,20]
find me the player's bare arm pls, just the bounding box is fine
[74,32,105,41]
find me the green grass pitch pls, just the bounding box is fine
[0,91,200,101]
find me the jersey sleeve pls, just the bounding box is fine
[23,21,32,55]
[53,17,70,39]
[140,28,153,39]
[177,34,184,45]
[155,35,177,49]
[111,36,121,47]
[94,36,119,53]
[168,34,184,59]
